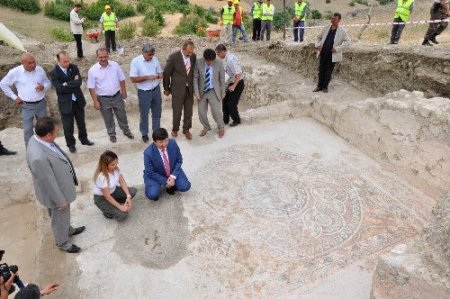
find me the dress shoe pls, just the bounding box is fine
[171,130,178,137]
[183,130,192,140]
[223,117,230,125]
[218,128,225,138]
[313,87,322,92]
[62,244,81,253]
[124,132,134,139]
[430,36,439,44]
[103,213,114,219]
[109,135,117,143]
[142,135,149,142]
[0,146,16,155]
[152,196,159,201]
[68,146,76,153]
[422,39,433,46]
[81,139,94,146]
[229,122,240,127]
[70,226,85,236]
[166,186,176,195]
[322,88,328,93]
[199,129,207,137]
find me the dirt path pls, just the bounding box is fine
[161,13,183,36]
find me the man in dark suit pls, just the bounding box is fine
[163,40,197,140]
[143,128,191,201]
[50,51,93,153]
[26,117,85,253]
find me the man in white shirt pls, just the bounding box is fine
[87,48,134,143]
[70,4,85,59]
[130,44,163,143]
[0,53,51,146]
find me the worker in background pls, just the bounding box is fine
[100,5,119,53]
[422,0,450,46]
[221,0,235,43]
[260,0,275,41]
[293,0,310,42]
[251,0,263,41]
[390,0,414,44]
[232,0,249,43]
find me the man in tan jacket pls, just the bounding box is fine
[70,4,85,59]
[314,12,350,93]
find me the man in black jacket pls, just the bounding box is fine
[50,51,94,153]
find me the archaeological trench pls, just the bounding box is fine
[0,38,449,298]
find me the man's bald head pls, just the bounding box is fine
[21,53,36,72]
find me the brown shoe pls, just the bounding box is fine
[109,135,117,143]
[124,132,134,139]
[218,128,225,138]
[199,129,207,137]
[183,130,192,140]
[171,130,178,137]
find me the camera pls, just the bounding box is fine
[0,250,25,293]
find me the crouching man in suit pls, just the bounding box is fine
[26,117,85,253]
[143,128,191,201]
[50,51,94,153]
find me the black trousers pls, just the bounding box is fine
[223,80,245,124]
[104,30,116,52]
[252,19,261,41]
[317,52,335,89]
[73,34,83,58]
[60,100,88,147]
[390,17,405,43]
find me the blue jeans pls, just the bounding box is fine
[138,86,162,136]
[232,24,249,43]
[293,20,305,42]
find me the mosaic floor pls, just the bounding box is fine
[72,118,432,298]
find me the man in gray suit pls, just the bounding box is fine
[26,117,85,253]
[194,49,226,138]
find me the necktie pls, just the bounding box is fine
[185,59,191,75]
[51,143,78,185]
[204,66,211,93]
[162,149,171,177]
[63,68,77,102]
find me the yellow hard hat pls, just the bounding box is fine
[234,0,239,4]
[105,5,111,10]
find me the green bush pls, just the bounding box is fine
[378,0,394,4]
[311,9,322,20]
[51,27,75,41]
[84,0,135,21]
[145,9,165,26]
[142,18,161,37]
[0,0,40,13]
[273,9,290,31]
[356,0,369,5]
[118,21,136,39]
[323,10,333,20]
[325,0,331,3]
[349,1,355,6]
[175,13,207,37]
[137,0,188,14]
[44,0,74,21]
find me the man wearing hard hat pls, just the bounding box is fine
[100,5,119,53]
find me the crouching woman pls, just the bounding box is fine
[93,150,137,220]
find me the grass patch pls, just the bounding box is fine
[0,0,40,14]
[118,21,136,40]
[51,27,74,41]
[142,18,161,37]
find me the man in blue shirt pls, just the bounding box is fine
[130,44,163,143]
